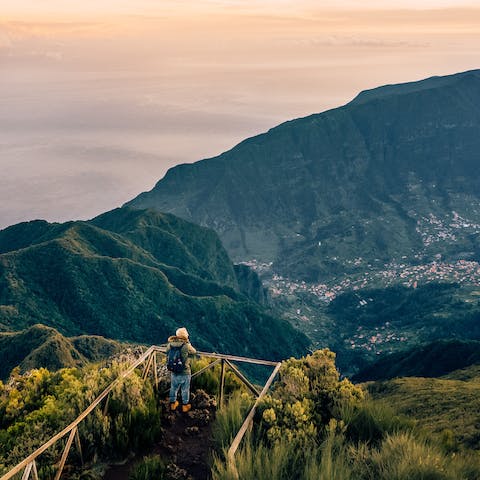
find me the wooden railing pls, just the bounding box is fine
[0,346,281,480]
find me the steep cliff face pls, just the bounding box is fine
[234,264,269,306]
[126,70,480,281]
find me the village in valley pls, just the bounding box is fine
[258,258,480,304]
[241,210,480,362]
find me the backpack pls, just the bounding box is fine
[166,345,185,373]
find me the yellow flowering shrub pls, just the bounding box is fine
[0,362,162,474]
[259,349,363,446]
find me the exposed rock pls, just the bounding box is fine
[185,426,200,436]
[234,263,269,305]
[166,463,193,480]
[192,389,217,409]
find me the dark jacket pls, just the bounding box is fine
[165,336,197,375]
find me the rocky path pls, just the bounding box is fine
[104,390,217,480]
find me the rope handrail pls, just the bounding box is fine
[0,346,282,480]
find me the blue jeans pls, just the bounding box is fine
[169,373,191,404]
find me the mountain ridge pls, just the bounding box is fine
[126,69,480,281]
[353,339,480,382]
[349,69,480,105]
[0,208,308,361]
[0,323,123,379]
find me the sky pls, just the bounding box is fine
[1,0,479,229]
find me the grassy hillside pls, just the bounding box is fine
[367,374,480,450]
[90,208,238,288]
[0,208,309,361]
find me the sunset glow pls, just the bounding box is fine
[1,1,479,228]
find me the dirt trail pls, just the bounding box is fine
[104,390,216,480]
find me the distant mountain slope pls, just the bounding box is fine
[0,324,122,379]
[443,364,480,381]
[0,208,308,360]
[353,339,480,382]
[90,208,238,288]
[126,70,480,281]
[0,208,238,288]
[326,284,480,375]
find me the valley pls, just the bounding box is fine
[244,253,480,374]
[124,70,480,378]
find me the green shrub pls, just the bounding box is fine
[342,398,413,445]
[0,362,162,475]
[212,437,302,480]
[212,391,253,449]
[258,349,363,445]
[128,455,166,480]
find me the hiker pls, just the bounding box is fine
[166,327,197,412]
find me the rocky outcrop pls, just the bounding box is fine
[234,264,269,305]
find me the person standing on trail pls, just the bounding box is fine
[166,327,197,412]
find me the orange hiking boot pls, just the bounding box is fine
[170,401,179,411]
[181,403,192,413]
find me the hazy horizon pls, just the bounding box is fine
[1,1,479,229]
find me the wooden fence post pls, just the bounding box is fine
[54,427,77,480]
[21,462,33,480]
[74,427,84,466]
[142,352,154,380]
[219,359,226,409]
[31,461,38,480]
[20,460,38,480]
[102,393,110,416]
[153,351,159,389]
[227,362,282,478]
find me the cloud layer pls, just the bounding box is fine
[1,4,479,228]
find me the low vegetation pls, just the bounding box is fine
[368,374,480,451]
[212,391,252,449]
[211,349,480,479]
[0,361,161,477]
[128,455,167,480]
[1,347,479,479]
